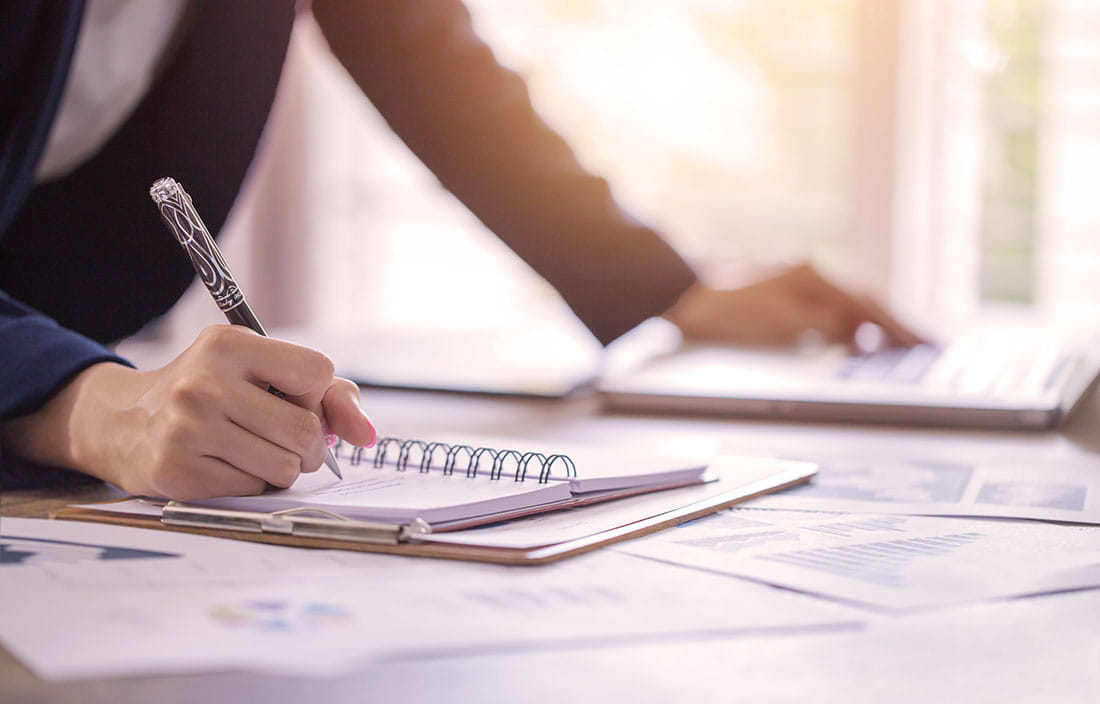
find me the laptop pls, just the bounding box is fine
[598,321,1100,430]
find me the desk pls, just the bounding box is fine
[3,384,1099,703]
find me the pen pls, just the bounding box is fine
[148,177,343,480]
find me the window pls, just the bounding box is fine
[893,0,1100,329]
[163,1,1099,342]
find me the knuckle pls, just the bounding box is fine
[332,376,361,396]
[170,371,220,409]
[240,477,268,497]
[305,350,336,384]
[269,453,301,488]
[303,444,325,474]
[159,410,200,450]
[290,411,323,453]
[149,459,198,501]
[194,324,237,353]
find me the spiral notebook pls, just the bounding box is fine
[158,436,712,535]
[54,438,816,563]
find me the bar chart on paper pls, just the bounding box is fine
[614,508,1100,610]
[773,459,973,502]
[749,455,1100,524]
[0,536,180,565]
[757,532,983,588]
[0,519,857,681]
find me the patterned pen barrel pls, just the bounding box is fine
[149,177,343,480]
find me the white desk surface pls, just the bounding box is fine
[3,382,1098,704]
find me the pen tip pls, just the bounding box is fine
[324,448,343,480]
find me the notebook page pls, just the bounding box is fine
[549,445,711,492]
[359,436,714,493]
[196,464,573,524]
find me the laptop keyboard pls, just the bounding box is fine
[833,337,1062,395]
[834,344,941,385]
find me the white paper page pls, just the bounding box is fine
[614,508,1100,611]
[422,455,810,548]
[749,455,1100,524]
[0,518,858,680]
[344,434,716,492]
[196,462,573,523]
[347,589,1100,704]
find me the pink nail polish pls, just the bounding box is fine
[360,409,377,448]
[321,421,339,448]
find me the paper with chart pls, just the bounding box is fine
[420,454,812,549]
[748,455,1100,524]
[0,518,859,680]
[614,508,1100,611]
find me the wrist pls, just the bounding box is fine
[2,362,143,483]
[661,281,713,339]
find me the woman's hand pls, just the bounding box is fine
[663,264,923,348]
[3,325,376,501]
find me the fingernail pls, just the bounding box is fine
[321,421,339,448]
[361,409,377,448]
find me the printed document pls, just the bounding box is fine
[0,518,858,680]
[749,455,1100,524]
[615,508,1100,610]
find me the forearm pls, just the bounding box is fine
[310,0,696,344]
[2,362,138,482]
[6,324,377,500]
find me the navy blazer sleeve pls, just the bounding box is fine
[1,1,288,487]
[311,0,697,345]
[0,1,131,424]
[0,291,130,420]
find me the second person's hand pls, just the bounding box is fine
[662,263,924,349]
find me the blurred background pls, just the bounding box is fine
[154,0,1100,348]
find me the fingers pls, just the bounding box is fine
[322,378,378,448]
[153,455,268,503]
[201,329,376,453]
[62,325,377,501]
[786,265,923,347]
[191,325,336,401]
[223,382,327,476]
[665,265,923,348]
[221,385,325,479]
[123,325,378,499]
[855,296,926,347]
[802,305,862,345]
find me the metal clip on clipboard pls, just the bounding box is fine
[161,503,433,545]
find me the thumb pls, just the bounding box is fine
[321,378,378,448]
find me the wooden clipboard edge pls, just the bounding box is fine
[46,504,536,564]
[48,465,814,566]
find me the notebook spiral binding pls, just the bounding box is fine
[336,437,578,484]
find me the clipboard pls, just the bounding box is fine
[51,458,815,565]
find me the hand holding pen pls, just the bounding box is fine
[145,178,376,490]
[0,178,374,500]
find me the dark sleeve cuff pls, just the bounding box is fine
[0,291,132,421]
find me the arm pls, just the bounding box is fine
[310,0,696,346]
[3,321,377,500]
[663,265,924,348]
[311,1,919,348]
[2,293,376,498]
[0,290,127,422]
